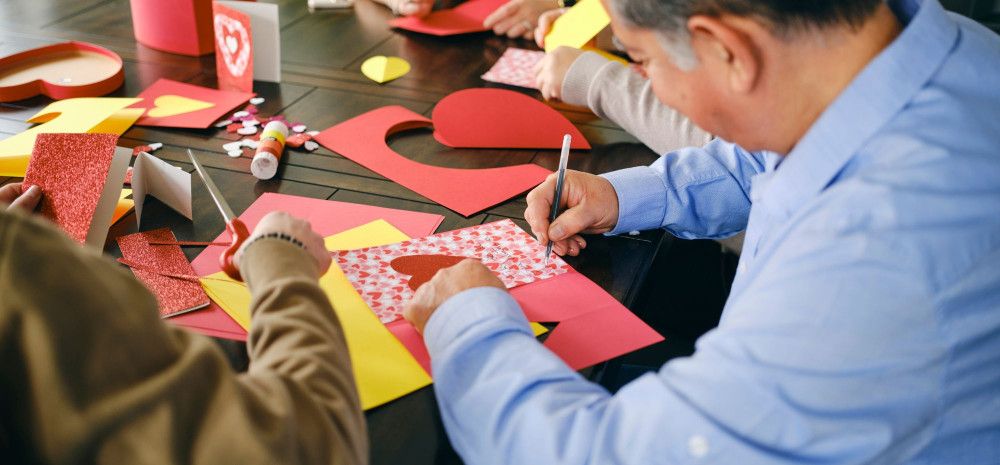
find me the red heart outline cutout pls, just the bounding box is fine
[0,41,124,102]
[432,88,591,150]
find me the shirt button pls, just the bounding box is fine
[688,435,709,458]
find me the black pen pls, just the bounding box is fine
[544,134,571,265]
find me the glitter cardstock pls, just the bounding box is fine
[481,48,545,89]
[118,228,210,318]
[334,219,571,323]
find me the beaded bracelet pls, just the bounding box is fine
[243,232,305,253]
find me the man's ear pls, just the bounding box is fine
[687,15,762,94]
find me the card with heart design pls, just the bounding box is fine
[213,2,254,92]
[334,219,572,323]
[132,78,253,128]
[481,48,545,89]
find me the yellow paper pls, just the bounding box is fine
[112,188,134,225]
[360,56,411,84]
[201,219,433,410]
[0,98,143,177]
[582,46,628,65]
[544,0,611,52]
[146,95,215,118]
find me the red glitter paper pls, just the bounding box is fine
[117,228,210,318]
[24,133,119,244]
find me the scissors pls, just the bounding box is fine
[186,149,250,281]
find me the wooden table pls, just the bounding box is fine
[0,1,666,463]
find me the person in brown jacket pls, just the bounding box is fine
[0,182,368,464]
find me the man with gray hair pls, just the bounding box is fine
[402,0,1000,463]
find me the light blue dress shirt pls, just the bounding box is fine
[423,0,1000,463]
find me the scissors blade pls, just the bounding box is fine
[186,149,236,223]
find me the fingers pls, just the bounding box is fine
[548,203,596,242]
[397,0,432,17]
[524,175,558,244]
[483,1,517,28]
[534,8,565,48]
[0,183,23,205]
[549,235,587,256]
[7,184,42,212]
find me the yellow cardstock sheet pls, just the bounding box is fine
[544,0,611,52]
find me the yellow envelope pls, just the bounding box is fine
[544,0,611,52]
[0,98,143,177]
[201,219,433,410]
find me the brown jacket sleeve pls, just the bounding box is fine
[0,209,367,465]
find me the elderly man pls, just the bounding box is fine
[403,0,1000,463]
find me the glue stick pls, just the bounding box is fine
[251,121,288,180]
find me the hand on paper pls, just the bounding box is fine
[403,259,505,333]
[534,46,585,100]
[533,7,567,47]
[237,211,332,277]
[483,0,559,39]
[385,0,434,17]
[0,183,42,212]
[524,170,618,257]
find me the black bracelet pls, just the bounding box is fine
[244,232,305,252]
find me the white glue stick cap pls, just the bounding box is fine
[251,151,279,180]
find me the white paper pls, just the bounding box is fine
[86,147,132,248]
[218,1,281,82]
[132,151,193,226]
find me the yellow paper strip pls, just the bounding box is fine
[544,0,611,52]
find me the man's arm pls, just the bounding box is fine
[0,210,365,464]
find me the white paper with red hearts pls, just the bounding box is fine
[215,14,251,78]
[334,219,571,323]
[481,48,545,89]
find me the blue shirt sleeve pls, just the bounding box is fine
[600,139,772,239]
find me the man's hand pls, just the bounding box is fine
[403,259,506,333]
[533,7,567,48]
[483,0,559,39]
[237,211,332,277]
[524,170,619,257]
[386,0,433,17]
[534,46,585,101]
[0,183,42,212]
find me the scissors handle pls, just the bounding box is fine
[220,218,251,281]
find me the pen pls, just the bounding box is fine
[544,134,572,265]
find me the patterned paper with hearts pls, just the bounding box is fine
[334,219,571,323]
[213,2,254,92]
[481,48,545,89]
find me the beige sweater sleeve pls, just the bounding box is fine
[561,51,713,154]
[0,210,366,465]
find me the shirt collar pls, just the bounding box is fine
[756,0,959,220]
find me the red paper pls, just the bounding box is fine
[480,48,545,89]
[132,78,254,128]
[170,193,446,339]
[213,2,254,92]
[0,41,125,102]
[391,255,468,291]
[130,0,216,56]
[118,228,210,318]
[389,0,508,36]
[314,106,551,217]
[433,88,591,150]
[23,133,119,244]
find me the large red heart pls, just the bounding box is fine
[0,41,124,102]
[432,88,591,150]
[390,254,469,290]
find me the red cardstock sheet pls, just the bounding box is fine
[432,88,591,150]
[314,105,551,217]
[170,193,446,340]
[387,271,664,373]
[118,228,210,318]
[132,78,253,128]
[389,0,508,36]
[213,2,254,93]
[23,133,119,244]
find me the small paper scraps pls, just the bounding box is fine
[543,0,610,52]
[118,228,210,318]
[132,78,254,128]
[334,219,571,323]
[389,0,507,36]
[219,105,317,156]
[432,88,591,150]
[23,133,131,247]
[481,48,545,89]
[361,56,410,84]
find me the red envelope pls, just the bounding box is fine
[213,2,254,92]
[389,0,508,36]
[132,78,254,128]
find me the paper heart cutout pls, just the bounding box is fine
[361,56,411,84]
[390,254,469,290]
[432,88,591,150]
[145,95,215,118]
[0,41,124,102]
[213,13,251,77]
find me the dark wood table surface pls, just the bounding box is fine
[0,1,667,463]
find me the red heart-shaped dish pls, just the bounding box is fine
[0,41,124,103]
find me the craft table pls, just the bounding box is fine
[0,1,667,463]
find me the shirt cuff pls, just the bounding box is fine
[560,51,612,107]
[240,238,319,290]
[601,166,669,235]
[424,287,532,358]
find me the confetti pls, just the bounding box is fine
[241,138,259,149]
[226,122,242,133]
[242,119,260,127]
[227,149,244,158]
[286,132,310,148]
[232,110,250,118]
[292,124,307,133]
[307,130,320,137]
[214,119,233,128]
[222,141,244,152]
[148,142,163,151]
[236,126,258,135]
[304,140,319,151]
[249,97,265,105]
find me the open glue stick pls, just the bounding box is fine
[251,121,288,180]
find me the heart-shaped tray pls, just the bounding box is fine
[0,41,124,102]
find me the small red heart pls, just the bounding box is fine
[390,254,469,290]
